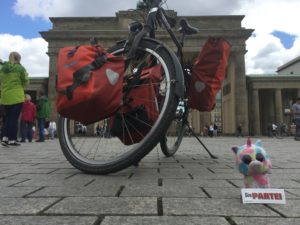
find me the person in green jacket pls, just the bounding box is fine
[36,90,50,142]
[0,52,29,146]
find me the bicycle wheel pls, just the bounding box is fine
[275,131,284,139]
[160,101,186,157]
[58,39,179,174]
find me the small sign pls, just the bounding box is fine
[241,188,286,204]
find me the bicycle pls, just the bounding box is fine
[273,124,289,139]
[58,0,216,174]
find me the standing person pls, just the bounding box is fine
[271,123,278,137]
[208,124,214,137]
[292,97,300,141]
[236,123,243,137]
[48,121,56,139]
[213,124,218,137]
[0,52,29,146]
[20,94,36,142]
[36,90,50,142]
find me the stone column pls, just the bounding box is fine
[47,52,59,121]
[297,89,300,97]
[275,88,283,124]
[252,89,261,135]
[233,51,249,135]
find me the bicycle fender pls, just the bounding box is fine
[143,37,185,98]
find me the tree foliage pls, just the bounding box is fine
[136,0,151,10]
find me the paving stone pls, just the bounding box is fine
[121,183,207,198]
[45,197,157,215]
[163,198,279,216]
[163,179,234,188]
[138,162,159,169]
[232,217,300,225]
[271,168,300,174]
[122,177,160,186]
[0,179,29,187]
[101,216,229,225]
[126,168,160,178]
[159,168,191,179]
[48,168,80,174]
[30,163,74,169]
[28,183,121,197]
[0,216,98,225]
[6,168,58,174]
[286,188,300,197]
[11,174,93,187]
[158,163,184,169]
[203,187,241,199]
[228,178,300,188]
[268,200,300,217]
[0,197,60,215]
[0,187,41,197]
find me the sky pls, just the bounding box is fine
[0,0,300,77]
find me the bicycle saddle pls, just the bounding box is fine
[178,19,199,35]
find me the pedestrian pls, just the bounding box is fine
[208,124,214,137]
[48,121,56,139]
[0,52,29,146]
[292,97,300,141]
[236,123,243,137]
[32,126,36,140]
[203,125,208,137]
[213,124,218,137]
[271,123,278,137]
[20,94,36,142]
[36,90,50,142]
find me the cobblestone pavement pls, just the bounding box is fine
[0,136,300,225]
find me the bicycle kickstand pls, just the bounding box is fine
[185,123,218,159]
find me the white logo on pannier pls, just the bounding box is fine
[195,81,205,92]
[106,69,119,85]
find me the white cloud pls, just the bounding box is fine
[234,0,300,74]
[246,34,300,74]
[10,0,300,75]
[0,34,48,77]
[13,0,243,18]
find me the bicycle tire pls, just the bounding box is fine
[160,101,186,157]
[58,39,179,174]
[275,133,284,139]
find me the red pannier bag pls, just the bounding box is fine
[189,37,231,112]
[109,65,161,145]
[56,45,125,125]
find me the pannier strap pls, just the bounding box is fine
[62,54,107,100]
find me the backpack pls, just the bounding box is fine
[109,65,161,145]
[56,45,125,125]
[189,37,231,112]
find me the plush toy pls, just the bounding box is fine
[232,137,272,188]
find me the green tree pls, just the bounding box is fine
[136,0,151,10]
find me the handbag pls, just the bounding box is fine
[189,37,231,112]
[56,44,125,125]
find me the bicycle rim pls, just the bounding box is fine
[58,40,178,174]
[160,101,186,157]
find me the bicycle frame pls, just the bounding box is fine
[142,2,217,159]
[146,5,184,63]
